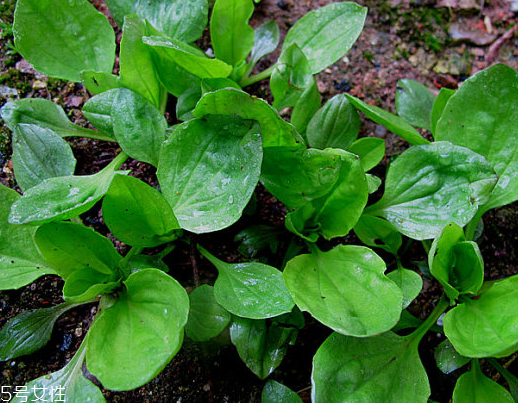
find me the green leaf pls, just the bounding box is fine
[135,0,208,43]
[444,275,518,358]
[119,15,164,108]
[12,124,76,191]
[35,221,122,279]
[157,116,262,233]
[366,141,498,240]
[11,342,105,403]
[261,380,302,403]
[249,21,279,68]
[193,88,305,148]
[271,43,315,111]
[201,77,241,93]
[82,89,117,137]
[435,64,518,212]
[0,185,54,290]
[453,361,514,403]
[428,223,484,301]
[387,267,422,309]
[0,98,102,139]
[261,147,368,240]
[210,0,254,66]
[0,303,75,360]
[104,0,134,26]
[112,88,166,166]
[307,94,360,150]
[489,359,518,403]
[127,254,169,273]
[143,35,232,79]
[354,215,402,255]
[198,246,294,319]
[434,339,470,374]
[430,87,455,135]
[13,0,115,82]
[230,316,298,379]
[234,225,281,258]
[366,174,382,194]
[312,331,430,403]
[348,137,385,171]
[395,79,435,130]
[282,2,367,74]
[346,94,429,145]
[284,245,402,337]
[87,268,189,390]
[185,284,231,342]
[62,266,118,303]
[81,70,120,95]
[103,175,180,247]
[291,80,321,134]
[9,160,125,225]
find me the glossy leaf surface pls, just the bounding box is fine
[185,284,231,342]
[158,116,262,233]
[284,245,402,337]
[366,142,497,240]
[346,94,429,145]
[282,2,367,74]
[353,215,402,255]
[312,332,430,403]
[430,87,455,135]
[199,246,294,319]
[14,0,115,82]
[87,269,189,390]
[261,380,302,403]
[249,21,279,68]
[82,89,117,136]
[0,185,54,289]
[12,124,76,191]
[103,175,179,247]
[211,0,254,66]
[387,267,422,309]
[395,79,435,130]
[434,339,470,374]
[444,275,518,358]
[348,137,385,172]
[81,70,120,95]
[112,88,166,166]
[307,94,360,150]
[435,64,518,212]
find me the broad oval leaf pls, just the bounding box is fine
[80,70,120,95]
[210,0,254,66]
[282,2,367,74]
[387,267,423,309]
[307,94,360,150]
[193,88,305,148]
[0,303,74,360]
[112,88,167,166]
[199,246,294,319]
[143,35,232,79]
[435,64,518,212]
[395,79,435,130]
[11,343,105,403]
[434,339,470,374]
[262,380,302,403]
[353,215,402,255]
[35,221,122,279]
[366,141,497,240]
[12,124,76,191]
[452,360,514,403]
[185,284,231,342]
[428,223,484,301]
[346,94,429,145]
[312,331,430,403]
[9,163,125,226]
[348,137,385,172]
[250,20,280,68]
[158,116,262,233]
[284,245,402,337]
[119,15,163,108]
[430,87,455,135]
[82,89,117,137]
[0,98,101,138]
[13,0,115,82]
[87,268,189,391]
[62,266,119,303]
[230,315,298,379]
[443,275,518,358]
[103,175,180,247]
[0,185,54,289]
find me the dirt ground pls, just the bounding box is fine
[1,0,518,402]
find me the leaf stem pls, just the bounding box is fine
[159,87,168,115]
[421,239,431,254]
[158,243,176,259]
[407,295,449,344]
[240,64,276,87]
[465,210,484,241]
[69,126,116,142]
[105,152,128,171]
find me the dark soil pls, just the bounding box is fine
[1,0,518,402]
